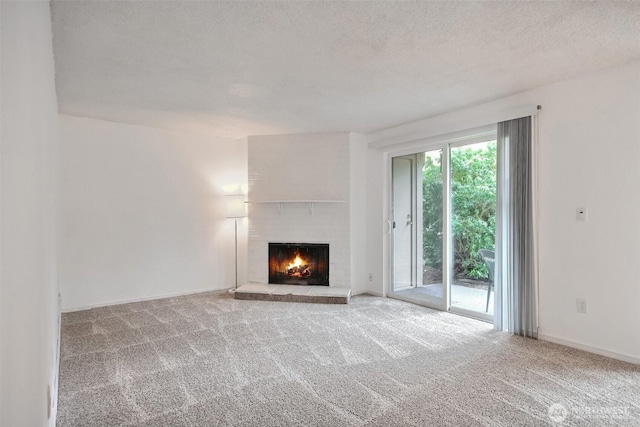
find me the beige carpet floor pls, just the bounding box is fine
[57,292,640,426]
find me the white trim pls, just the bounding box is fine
[539,333,640,365]
[390,154,420,292]
[352,289,381,297]
[449,306,493,324]
[387,292,440,310]
[61,287,230,313]
[383,152,393,298]
[495,123,508,331]
[368,105,538,148]
[382,124,497,158]
[247,200,345,204]
[50,293,62,426]
[384,154,402,301]
[442,145,451,311]
[448,132,497,148]
[359,290,384,297]
[247,200,345,215]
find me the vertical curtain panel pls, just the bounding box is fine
[495,116,538,338]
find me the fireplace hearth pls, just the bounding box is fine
[268,243,329,286]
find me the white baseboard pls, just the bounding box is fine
[61,287,231,313]
[539,333,640,365]
[50,293,62,426]
[359,290,384,297]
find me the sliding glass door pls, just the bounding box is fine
[392,151,445,309]
[390,138,496,321]
[449,141,496,319]
[392,156,415,291]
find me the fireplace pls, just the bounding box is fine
[268,243,329,286]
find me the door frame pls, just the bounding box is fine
[386,126,497,321]
[388,146,449,312]
[391,155,417,291]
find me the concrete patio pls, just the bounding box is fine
[395,281,494,316]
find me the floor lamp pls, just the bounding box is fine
[225,194,246,290]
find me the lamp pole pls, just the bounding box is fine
[225,194,246,292]
[234,217,238,290]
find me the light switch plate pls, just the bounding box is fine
[576,207,587,222]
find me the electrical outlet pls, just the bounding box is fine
[368,273,373,282]
[576,298,587,314]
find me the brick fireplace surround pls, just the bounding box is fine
[237,132,368,302]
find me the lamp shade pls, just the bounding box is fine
[225,194,246,218]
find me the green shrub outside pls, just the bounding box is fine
[422,143,496,280]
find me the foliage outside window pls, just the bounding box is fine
[422,142,496,280]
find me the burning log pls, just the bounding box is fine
[286,264,311,278]
[285,254,312,278]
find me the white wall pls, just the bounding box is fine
[349,133,369,294]
[366,61,640,362]
[365,147,386,297]
[58,115,247,310]
[1,2,60,425]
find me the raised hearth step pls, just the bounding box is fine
[233,284,350,304]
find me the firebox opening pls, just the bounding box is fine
[268,243,329,286]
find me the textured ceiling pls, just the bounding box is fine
[51,1,640,138]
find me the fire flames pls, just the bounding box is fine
[285,254,311,278]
